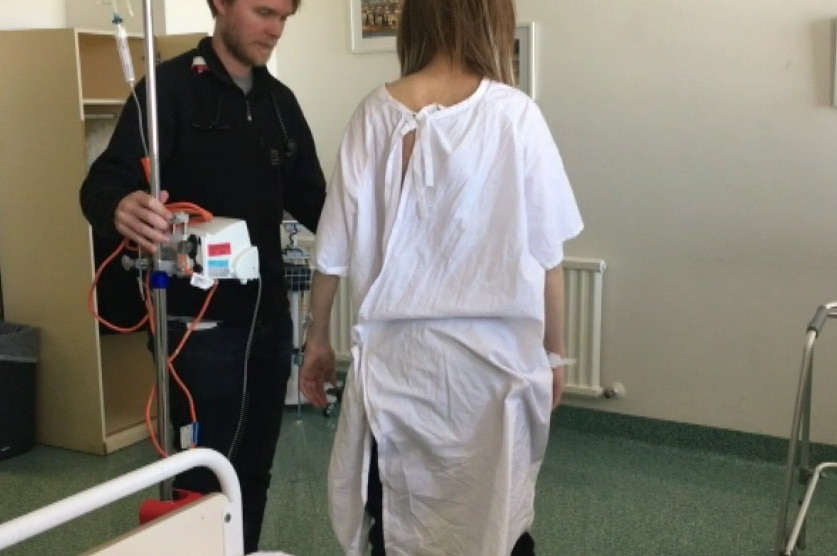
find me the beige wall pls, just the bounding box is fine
[6,1,837,444]
[274,0,400,175]
[518,0,837,445]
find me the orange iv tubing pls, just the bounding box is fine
[86,197,216,458]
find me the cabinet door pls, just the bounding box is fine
[0,29,105,453]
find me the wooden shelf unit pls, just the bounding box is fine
[0,28,203,455]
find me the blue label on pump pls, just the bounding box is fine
[207,259,230,278]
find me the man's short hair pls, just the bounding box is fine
[207,0,302,18]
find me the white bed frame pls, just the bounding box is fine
[0,448,244,555]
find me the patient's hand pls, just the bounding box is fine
[299,340,337,408]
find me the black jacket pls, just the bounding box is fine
[80,38,326,325]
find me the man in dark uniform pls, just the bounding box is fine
[79,0,325,552]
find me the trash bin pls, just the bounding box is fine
[0,322,39,461]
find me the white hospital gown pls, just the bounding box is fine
[314,79,583,556]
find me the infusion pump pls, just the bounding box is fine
[125,216,259,286]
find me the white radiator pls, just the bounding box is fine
[561,257,606,397]
[297,237,606,398]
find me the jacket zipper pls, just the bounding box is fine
[246,99,252,122]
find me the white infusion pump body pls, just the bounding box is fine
[160,217,260,284]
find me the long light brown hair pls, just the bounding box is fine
[396,0,516,85]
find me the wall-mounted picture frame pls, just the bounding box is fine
[831,18,837,107]
[514,22,536,99]
[349,0,401,54]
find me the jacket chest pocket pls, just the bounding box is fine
[174,125,272,209]
[261,125,297,177]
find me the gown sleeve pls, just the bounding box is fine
[522,102,584,269]
[312,103,370,277]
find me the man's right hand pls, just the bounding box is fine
[114,190,173,252]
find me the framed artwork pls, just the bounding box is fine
[349,0,401,54]
[832,18,837,107]
[514,22,536,98]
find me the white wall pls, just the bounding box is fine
[275,1,837,445]
[0,1,199,34]
[65,0,165,34]
[0,0,65,29]
[5,1,837,444]
[162,0,213,35]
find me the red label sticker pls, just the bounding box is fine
[207,243,231,257]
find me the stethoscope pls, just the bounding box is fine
[190,56,297,161]
[191,93,231,131]
[269,90,298,161]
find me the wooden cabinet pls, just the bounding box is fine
[0,28,203,454]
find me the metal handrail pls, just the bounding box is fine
[774,301,837,554]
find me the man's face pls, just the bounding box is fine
[216,0,295,70]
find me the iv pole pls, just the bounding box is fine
[140,0,174,501]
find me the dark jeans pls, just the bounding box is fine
[366,440,536,556]
[156,317,293,553]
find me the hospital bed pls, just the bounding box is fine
[0,448,244,555]
[774,302,837,555]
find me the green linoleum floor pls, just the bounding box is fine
[1,406,836,555]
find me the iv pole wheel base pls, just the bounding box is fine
[138,488,203,525]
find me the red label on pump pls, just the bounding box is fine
[208,243,231,256]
